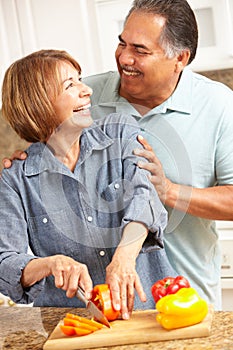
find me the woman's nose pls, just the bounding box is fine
[80,83,93,97]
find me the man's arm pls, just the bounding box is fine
[136,135,233,221]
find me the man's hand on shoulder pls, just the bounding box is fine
[2,150,27,169]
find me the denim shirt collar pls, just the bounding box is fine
[24,122,114,176]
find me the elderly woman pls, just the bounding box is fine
[0,49,176,319]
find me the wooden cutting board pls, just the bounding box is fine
[43,306,213,350]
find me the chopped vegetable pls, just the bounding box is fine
[91,284,120,321]
[60,325,76,336]
[151,275,190,302]
[66,313,103,329]
[73,327,93,336]
[63,318,99,332]
[59,313,103,337]
[156,287,208,330]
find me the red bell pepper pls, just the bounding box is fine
[151,275,190,302]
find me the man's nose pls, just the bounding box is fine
[118,48,135,66]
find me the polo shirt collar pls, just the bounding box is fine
[98,72,141,117]
[165,66,192,115]
[97,67,193,117]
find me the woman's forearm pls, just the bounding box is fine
[21,257,51,288]
[114,221,148,261]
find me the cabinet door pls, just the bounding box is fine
[0,0,102,94]
[0,0,24,92]
[95,0,132,72]
[188,0,233,71]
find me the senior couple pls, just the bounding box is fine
[1,0,233,317]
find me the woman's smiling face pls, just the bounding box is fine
[53,60,93,129]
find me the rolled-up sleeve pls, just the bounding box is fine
[119,121,167,251]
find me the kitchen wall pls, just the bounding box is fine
[0,112,29,171]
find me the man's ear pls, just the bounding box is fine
[175,50,191,73]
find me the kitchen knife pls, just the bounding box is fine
[76,286,111,328]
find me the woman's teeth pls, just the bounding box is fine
[73,103,91,112]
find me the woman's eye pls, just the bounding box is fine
[65,82,74,90]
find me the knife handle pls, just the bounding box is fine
[76,286,88,306]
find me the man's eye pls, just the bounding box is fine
[118,42,126,47]
[137,49,149,55]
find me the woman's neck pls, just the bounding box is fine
[61,140,80,172]
[46,118,83,172]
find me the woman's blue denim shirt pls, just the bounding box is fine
[0,113,176,308]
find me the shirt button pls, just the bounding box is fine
[114,183,120,189]
[99,250,105,257]
[87,216,93,222]
[42,218,48,224]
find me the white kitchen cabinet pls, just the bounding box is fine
[216,221,233,311]
[188,0,233,71]
[0,0,103,99]
[94,0,132,72]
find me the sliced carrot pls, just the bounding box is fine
[74,327,93,336]
[60,325,76,336]
[63,318,99,332]
[65,313,103,329]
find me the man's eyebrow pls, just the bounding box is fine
[118,34,125,43]
[118,34,150,50]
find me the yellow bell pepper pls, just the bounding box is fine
[156,287,208,330]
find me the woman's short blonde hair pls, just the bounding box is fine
[1,49,81,142]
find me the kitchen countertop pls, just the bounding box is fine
[0,307,232,350]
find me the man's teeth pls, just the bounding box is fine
[123,69,140,76]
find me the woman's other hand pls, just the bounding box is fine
[105,222,148,320]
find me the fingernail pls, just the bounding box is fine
[134,148,141,155]
[86,292,92,300]
[20,153,26,159]
[3,160,10,168]
[138,161,144,168]
[122,312,129,320]
[138,135,144,140]
[115,303,121,311]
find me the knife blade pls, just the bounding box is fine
[76,286,111,328]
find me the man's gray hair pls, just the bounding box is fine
[125,0,198,64]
